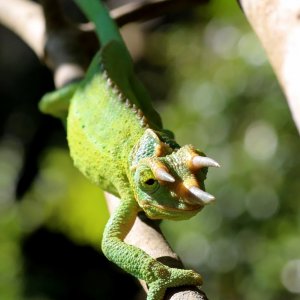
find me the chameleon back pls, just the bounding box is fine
[67,41,160,194]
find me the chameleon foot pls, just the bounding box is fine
[147,266,203,300]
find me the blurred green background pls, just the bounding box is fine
[0,0,299,299]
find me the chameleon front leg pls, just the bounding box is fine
[102,196,203,300]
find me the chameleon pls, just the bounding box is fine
[39,0,220,299]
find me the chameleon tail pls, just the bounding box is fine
[74,0,128,50]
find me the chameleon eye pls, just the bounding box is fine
[141,177,159,193]
[136,166,160,193]
[144,178,156,186]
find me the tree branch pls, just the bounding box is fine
[0,0,207,86]
[0,0,45,57]
[106,193,208,300]
[0,0,210,299]
[41,0,88,87]
[112,0,208,27]
[238,0,300,135]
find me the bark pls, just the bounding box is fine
[239,0,300,134]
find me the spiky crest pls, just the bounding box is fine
[100,43,151,129]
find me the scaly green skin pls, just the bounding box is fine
[39,1,219,299]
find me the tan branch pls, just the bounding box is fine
[239,0,300,134]
[0,0,45,57]
[0,0,88,87]
[40,0,88,87]
[105,193,208,300]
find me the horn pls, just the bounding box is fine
[192,156,220,168]
[154,168,175,182]
[188,186,215,204]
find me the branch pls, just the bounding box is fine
[106,193,208,300]
[112,0,208,27]
[0,0,45,57]
[0,0,88,87]
[41,0,88,87]
[0,0,210,299]
[0,0,207,86]
[238,0,300,135]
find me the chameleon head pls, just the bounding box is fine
[129,129,220,220]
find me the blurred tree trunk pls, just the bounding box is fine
[239,0,300,135]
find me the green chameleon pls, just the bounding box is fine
[40,0,220,299]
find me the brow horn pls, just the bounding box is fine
[154,168,175,182]
[192,156,220,168]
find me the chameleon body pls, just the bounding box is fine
[40,0,219,299]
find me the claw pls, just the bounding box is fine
[192,156,220,168]
[154,168,175,182]
[188,186,215,204]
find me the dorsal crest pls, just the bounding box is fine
[100,41,162,129]
[100,41,150,128]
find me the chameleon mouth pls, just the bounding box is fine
[140,201,203,220]
[140,201,203,213]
